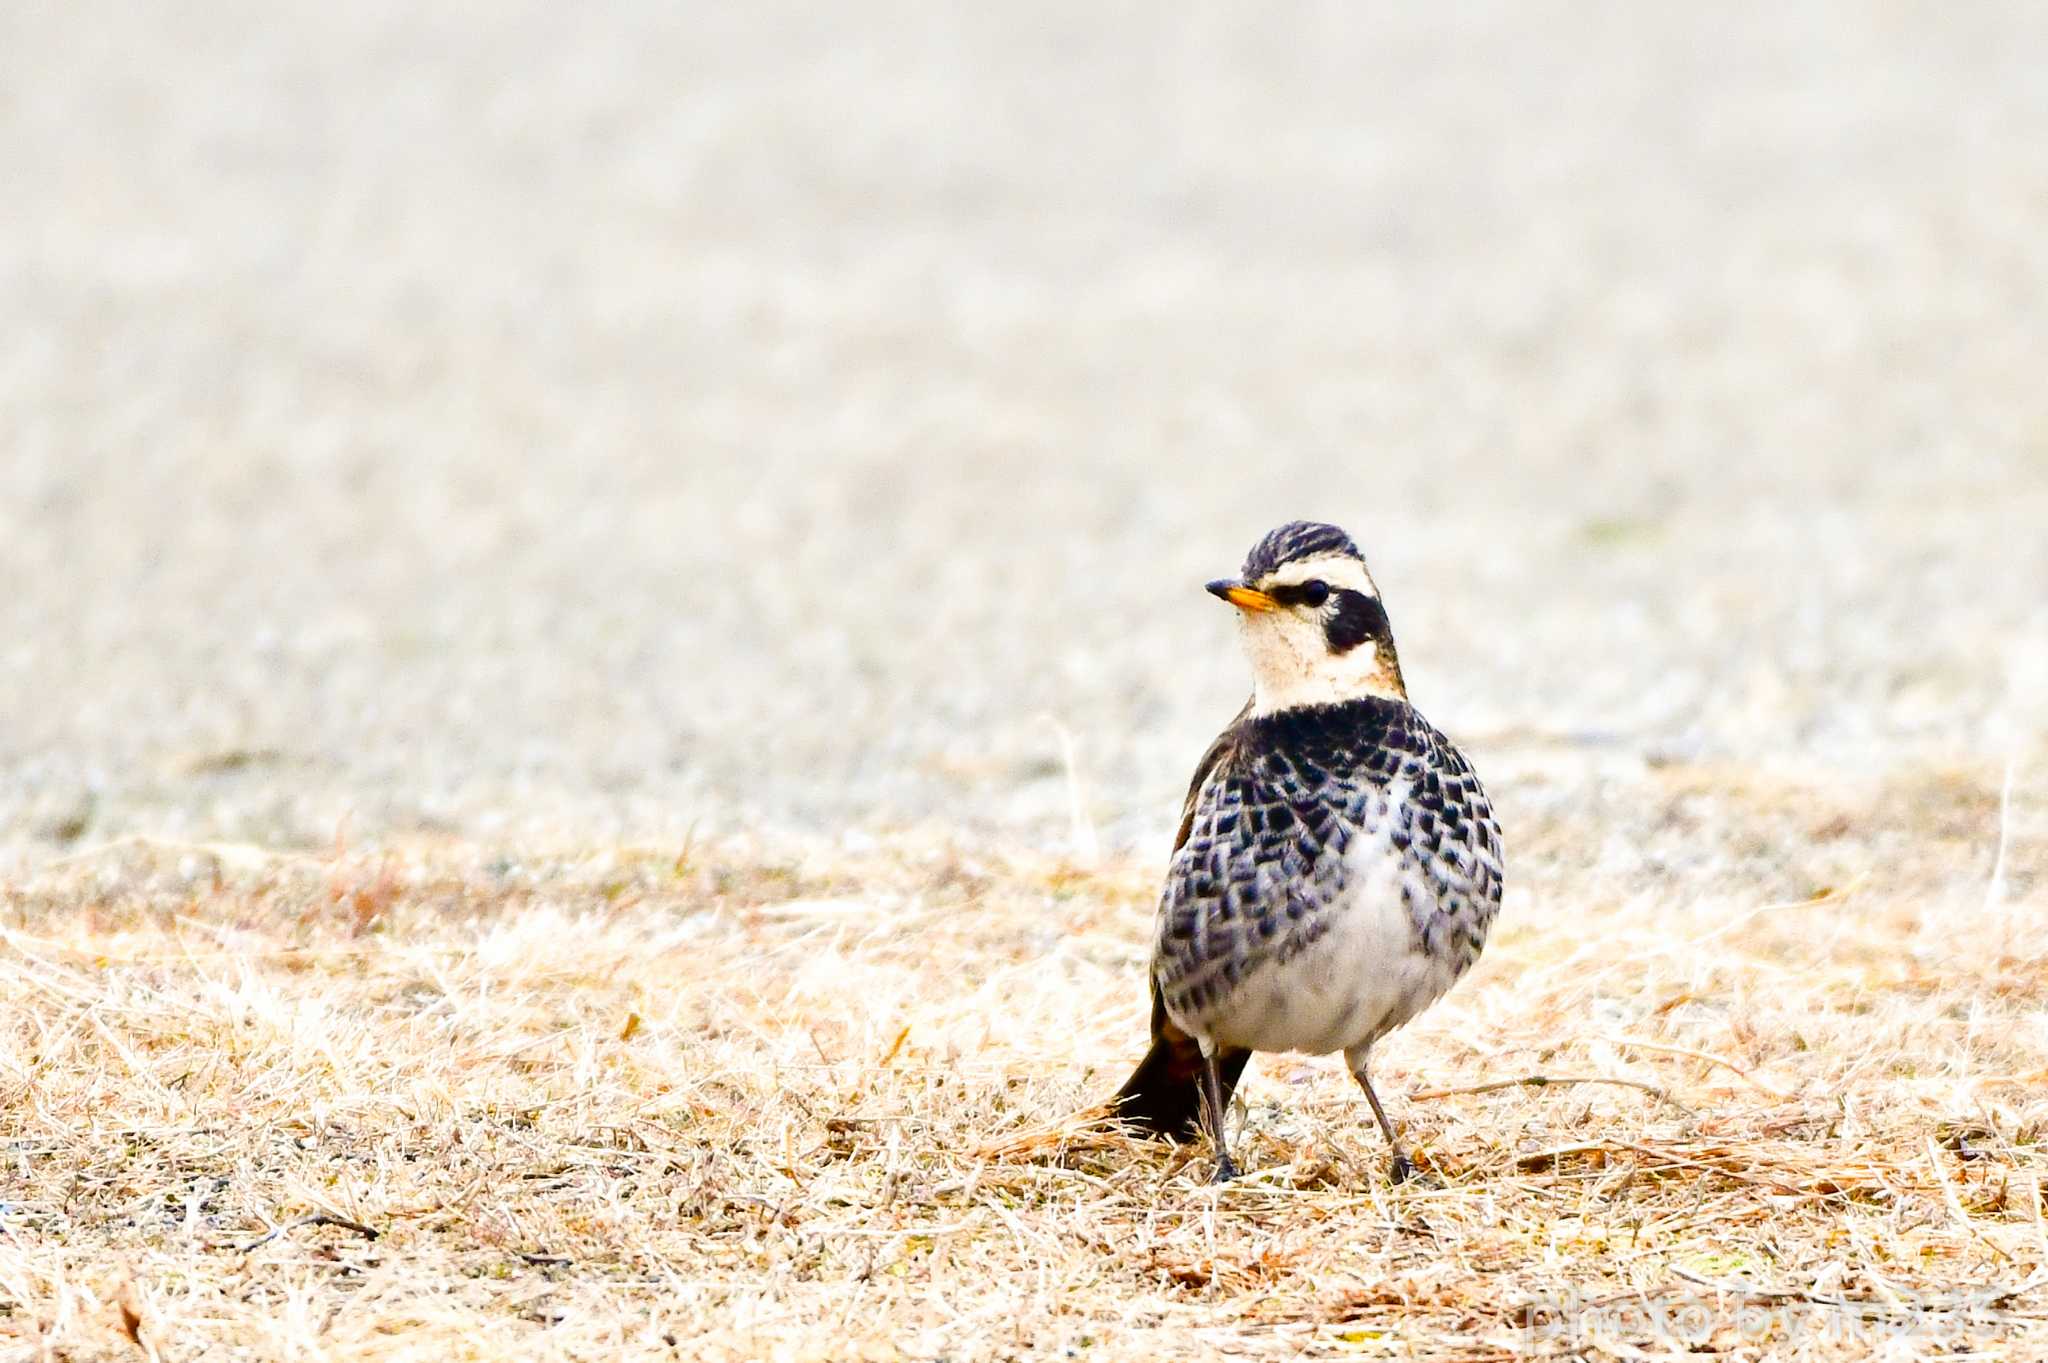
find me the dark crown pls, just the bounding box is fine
[1240,521,1363,583]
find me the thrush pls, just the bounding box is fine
[1114,521,1504,1182]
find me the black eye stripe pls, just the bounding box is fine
[1265,580,1330,608]
[1324,590,1390,654]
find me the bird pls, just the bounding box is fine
[1113,520,1503,1183]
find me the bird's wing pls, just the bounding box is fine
[1113,699,1255,1139]
[1171,697,1251,854]
[1393,716,1506,956]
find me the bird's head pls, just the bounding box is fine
[1207,520,1406,713]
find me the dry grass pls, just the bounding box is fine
[4,758,2047,1361]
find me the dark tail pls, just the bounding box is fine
[1112,989,1252,1140]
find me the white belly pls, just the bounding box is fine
[1176,847,1460,1057]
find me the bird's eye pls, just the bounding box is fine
[1300,580,1330,607]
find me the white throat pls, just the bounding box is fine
[1244,624,1404,714]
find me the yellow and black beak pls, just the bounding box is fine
[1205,578,1279,613]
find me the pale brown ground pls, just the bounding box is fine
[5,3,2048,1360]
[5,756,2045,1359]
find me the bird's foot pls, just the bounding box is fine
[1210,1152,1240,1185]
[1388,1152,1415,1185]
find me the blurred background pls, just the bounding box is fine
[3,2,2044,875]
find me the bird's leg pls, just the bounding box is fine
[1347,1048,1413,1184]
[1199,1042,1238,1183]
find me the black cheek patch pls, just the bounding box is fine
[1324,591,1389,654]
